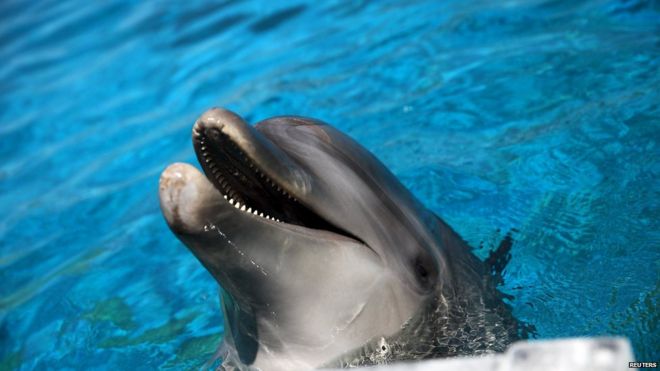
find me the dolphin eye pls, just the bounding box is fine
[414,256,435,289]
[416,261,429,280]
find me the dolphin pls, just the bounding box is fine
[159,108,522,370]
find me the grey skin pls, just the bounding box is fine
[159,108,521,370]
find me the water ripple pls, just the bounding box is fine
[0,0,658,367]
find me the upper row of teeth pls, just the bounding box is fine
[199,136,289,223]
[201,137,295,201]
[251,165,297,201]
[224,195,281,222]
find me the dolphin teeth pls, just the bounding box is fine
[223,195,227,200]
[236,201,241,208]
[247,207,252,213]
[229,198,234,205]
[260,212,264,217]
[252,210,258,215]
[240,205,246,211]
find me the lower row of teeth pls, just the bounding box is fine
[223,195,281,222]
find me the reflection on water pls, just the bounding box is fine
[0,0,658,368]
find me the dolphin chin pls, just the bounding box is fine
[159,108,523,370]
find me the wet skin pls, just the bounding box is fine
[159,108,519,370]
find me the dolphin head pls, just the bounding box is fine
[159,108,462,369]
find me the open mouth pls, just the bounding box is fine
[193,123,361,241]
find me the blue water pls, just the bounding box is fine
[1,0,658,369]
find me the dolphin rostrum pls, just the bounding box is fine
[159,108,523,370]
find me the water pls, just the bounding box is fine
[0,0,658,369]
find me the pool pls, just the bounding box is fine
[0,0,657,369]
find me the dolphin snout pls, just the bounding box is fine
[192,107,313,199]
[192,107,245,142]
[159,162,220,235]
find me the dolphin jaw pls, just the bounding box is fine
[191,108,367,244]
[192,121,292,224]
[158,162,225,234]
[193,129,280,223]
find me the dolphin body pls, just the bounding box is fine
[159,108,521,370]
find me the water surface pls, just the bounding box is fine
[0,0,658,369]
